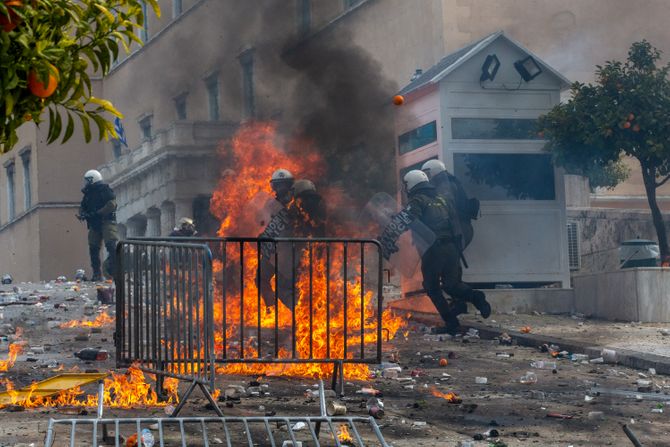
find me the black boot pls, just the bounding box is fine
[471,290,491,319]
[432,315,461,335]
[89,245,102,281]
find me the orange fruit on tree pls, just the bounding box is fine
[627,113,635,121]
[623,121,631,129]
[28,64,59,98]
[632,124,641,132]
[0,0,24,32]
[392,95,405,106]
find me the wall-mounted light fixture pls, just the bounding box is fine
[480,54,501,82]
[514,56,543,82]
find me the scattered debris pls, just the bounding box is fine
[74,348,108,361]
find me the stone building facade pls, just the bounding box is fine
[1,0,670,280]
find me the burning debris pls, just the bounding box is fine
[0,366,179,410]
[0,343,23,372]
[59,311,114,328]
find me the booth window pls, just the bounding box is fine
[454,153,555,200]
[452,118,541,140]
[398,121,437,155]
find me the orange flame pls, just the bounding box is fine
[0,367,179,409]
[59,311,114,328]
[429,387,462,403]
[207,121,406,381]
[0,343,23,372]
[337,424,354,444]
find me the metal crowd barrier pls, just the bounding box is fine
[114,240,220,416]
[135,237,384,394]
[44,381,391,446]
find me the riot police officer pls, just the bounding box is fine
[403,170,490,334]
[78,170,119,281]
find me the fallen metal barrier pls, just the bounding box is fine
[114,240,220,416]
[137,237,384,394]
[44,381,391,446]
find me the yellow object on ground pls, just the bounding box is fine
[0,373,108,406]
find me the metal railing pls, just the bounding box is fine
[133,237,384,393]
[115,240,220,415]
[44,382,391,446]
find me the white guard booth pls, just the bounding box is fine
[394,31,572,298]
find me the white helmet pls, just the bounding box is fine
[178,217,194,227]
[292,179,316,196]
[403,170,429,192]
[271,169,294,183]
[84,169,103,185]
[421,159,446,179]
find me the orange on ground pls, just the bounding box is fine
[520,326,531,334]
[393,95,405,106]
[439,358,448,367]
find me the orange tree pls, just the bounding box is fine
[0,0,160,152]
[539,41,670,261]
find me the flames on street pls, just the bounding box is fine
[337,424,355,445]
[429,387,462,403]
[59,311,114,328]
[0,343,23,372]
[0,366,180,409]
[208,121,406,380]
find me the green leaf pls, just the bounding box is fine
[48,109,63,145]
[79,113,92,143]
[62,112,74,144]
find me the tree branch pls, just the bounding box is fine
[656,174,670,188]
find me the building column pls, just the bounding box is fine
[161,201,176,235]
[146,207,161,237]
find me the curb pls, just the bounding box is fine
[463,321,670,376]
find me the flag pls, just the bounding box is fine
[114,117,127,147]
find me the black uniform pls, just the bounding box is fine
[170,227,197,237]
[430,170,475,249]
[406,182,489,333]
[79,182,119,280]
[288,189,327,238]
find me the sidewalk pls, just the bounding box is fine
[402,305,670,374]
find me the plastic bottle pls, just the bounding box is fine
[530,360,557,369]
[520,372,538,384]
[141,428,155,447]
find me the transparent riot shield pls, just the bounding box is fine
[246,191,284,237]
[363,192,435,278]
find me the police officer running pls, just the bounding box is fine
[170,217,197,237]
[422,159,478,249]
[403,170,490,334]
[78,170,119,281]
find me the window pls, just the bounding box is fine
[297,0,310,36]
[205,74,220,121]
[239,51,255,118]
[174,93,188,120]
[20,151,31,210]
[139,115,153,141]
[172,0,182,18]
[453,153,555,201]
[140,1,149,42]
[398,121,437,155]
[451,118,541,140]
[6,162,15,221]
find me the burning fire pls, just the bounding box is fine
[207,122,406,381]
[59,311,114,328]
[0,343,23,372]
[429,387,462,403]
[0,366,179,409]
[337,424,354,445]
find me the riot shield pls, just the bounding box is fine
[245,191,284,238]
[363,192,435,278]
